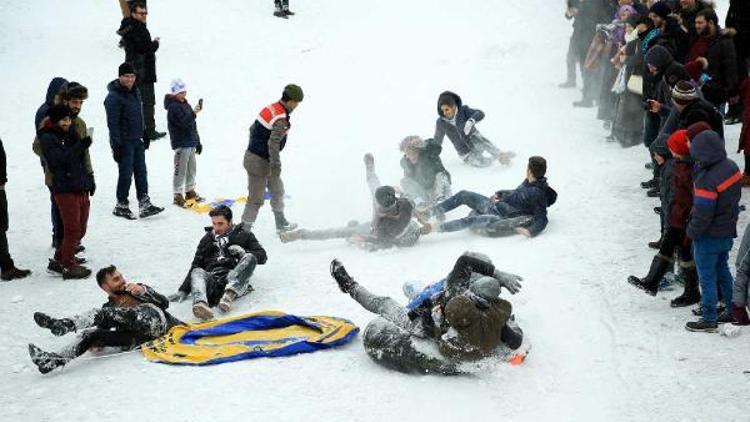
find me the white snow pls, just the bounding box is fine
[1,0,748,420]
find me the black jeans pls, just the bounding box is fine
[137,81,156,133]
[0,190,12,270]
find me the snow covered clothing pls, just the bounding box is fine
[173,147,197,195]
[434,92,503,166]
[189,253,258,308]
[164,95,200,149]
[700,31,740,107]
[400,138,451,208]
[178,223,267,306]
[687,131,742,240]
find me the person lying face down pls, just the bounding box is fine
[28,265,183,374]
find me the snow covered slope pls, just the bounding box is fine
[1,0,747,420]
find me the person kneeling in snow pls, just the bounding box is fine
[329,252,524,374]
[398,135,452,211]
[280,154,430,250]
[434,91,514,167]
[173,205,267,320]
[28,265,182,374]
[430,156,557,237]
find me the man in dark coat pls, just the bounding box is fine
[725,0,750,124]
[685,130,742,332]
[675,0,715,42]
[0,138,31,281]
[693,9,739,109]
[117,1,165,141]
[399,136,451,210]
[104,63,164,220]
[432,156,557,237]
[173,206,267,320]
[329,253,524,374]
[28,264,182,374]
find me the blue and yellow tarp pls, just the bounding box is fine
[184,192,291,214]
[142,311,359,365]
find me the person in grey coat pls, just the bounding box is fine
[434,91,514,167]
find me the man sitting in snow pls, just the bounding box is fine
[28,265,182,374]
[329,252,525,374]
[398,135,452,211]
[431,156,557,237]
[172,205,267,320]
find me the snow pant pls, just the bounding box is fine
[241,151,284,226]
[190,254,257,307]
[460,132,502,168]
[137,81,156,135]
[173,147,197,195]
[693,237,734,322]
[116,139,149,205]
[400,172,451,209]
[53,192,89,269]
[49,187,63,247]
[58,304,167,360]
[0,190,14,272]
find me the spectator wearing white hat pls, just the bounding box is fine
[164,78,203,207]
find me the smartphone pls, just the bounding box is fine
[86,127,95,137]
[198,98,203,109]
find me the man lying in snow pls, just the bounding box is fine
[28,265,183,374]
[329,252,524,374]
[430,156,557,237]
[279,154,430,250]
[171,205,267,321]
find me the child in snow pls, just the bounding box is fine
[399,136,451,211]
[279,154,430,250]
[431,156,557,237]
[434,91,514,167]
[28,265,183,374]
[165,78,204,207]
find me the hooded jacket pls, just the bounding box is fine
[688,131,742,240]
[678,99,724,139]
[164,95,200,150]
[37,121,94,194]
[35,77,68,130]
[117,17,159,83]
[494,178,558,237]
[104,79,145,148]
[400,139,450,190]
[434,91,485,156]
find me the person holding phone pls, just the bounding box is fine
[164,78,203,207]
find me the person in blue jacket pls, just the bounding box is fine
[431,156,557,237]
[164,78,203,207]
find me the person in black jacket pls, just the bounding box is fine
[28,265,182,374]
[38,105,94,280]
[173,206,267,320]
[117,1,165,141]
[399,136,451,210]
[0,138,31,281]
[694,9,739,109]
[671,81,724,137]
[725,0,750,125]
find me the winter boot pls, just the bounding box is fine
[646,187,660,197]
[717,308,734,324]
[62,265,92,280]
[282,1,295,16]
[33,312,76,336]
[185,190,205,203]
[572,99,594,108]
[330,259,357,294]
[274,211,297,232]
[192,301,214,321]
[113,203,136,220]
[641,178,658,189]
[279,229,302,243]
[139,199,165,219]
[47,259,63,276]
[1,263,31,281]
[685,319,718,333]
[731,304,750,326]
[28,344,69,374]
[173,193,186,208]
[648,239,662,249]
[670,262,701,308]
[627,254,671,296]
[218,290,238,313]
[273,3,288,18]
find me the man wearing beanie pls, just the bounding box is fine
[671,80,724,136]
[105,63,164,220]
[241,84,303,232]
[116,1,165,141]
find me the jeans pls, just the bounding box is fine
[436,190,507,232]
[693,237,734,322]
[116,139,149,204]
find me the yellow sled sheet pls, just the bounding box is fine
[142,311,359,365]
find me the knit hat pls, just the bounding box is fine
[671,81,699,105]
[470,276,501,301]
[645,45,674,71]
[64,82,89,100]
[374,186,397,208]
[649,2,671,20]
[399,135,426,151]
[170,78,187,95]
[686,121,712,140]
[46,104,71,123]
[118,62,136,76]
[667,130,690,156]
[282,84,304,102]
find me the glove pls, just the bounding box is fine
[493,269,523,294]
[112,145,122,163]
[143,139,151,150]
[463,119,475,136]
[89,178,96,197]
[227,244,246,258]
[80,136,93,149]
[195,144,203,155]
